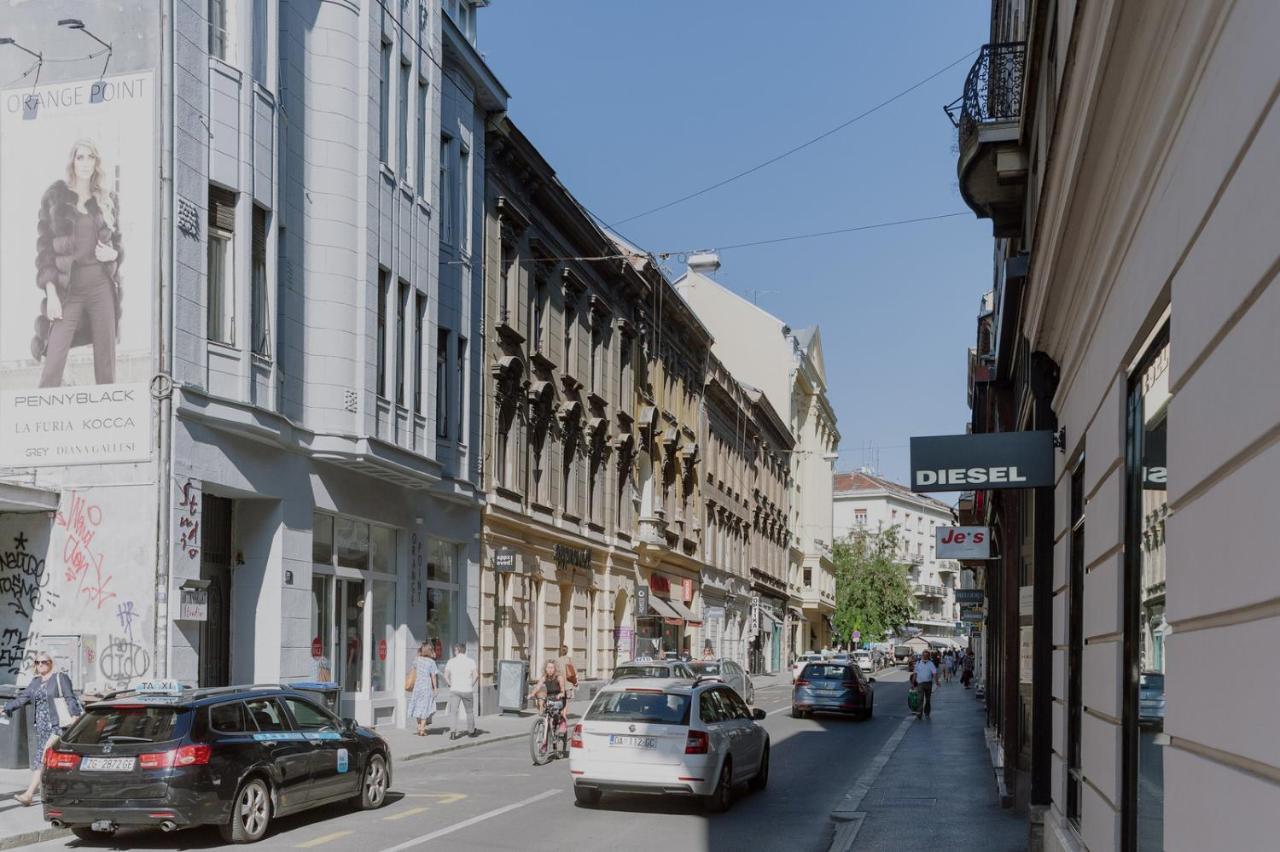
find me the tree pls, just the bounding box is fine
[833,526,916,645]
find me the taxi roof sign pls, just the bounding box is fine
[130,678,184,696]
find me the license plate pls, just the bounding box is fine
[817,690,841,697]
[81,757,136,772]
[608,735,656,749]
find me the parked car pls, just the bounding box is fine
[792,662,875,720]
[791,653,823,683]
[687,659,755,705]
[852,650,874,674]
[612,661,696,681]
[569,677,769,812]
[1138,671,1166,727]
[41,681,390,844]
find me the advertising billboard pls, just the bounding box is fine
[0,72,155,465]
[910,431,1055,493]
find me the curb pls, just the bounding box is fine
[398,731,528,763]
[0,825,69,850]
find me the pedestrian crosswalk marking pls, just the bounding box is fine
[296,830,353,848]
[384,806,430,821]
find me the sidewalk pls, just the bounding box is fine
[0,767,64,850]
[834,676,1027,851]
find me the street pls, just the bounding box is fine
[22,673,914,852]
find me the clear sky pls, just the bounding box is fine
[479,0,994,486]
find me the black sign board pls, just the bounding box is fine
[637,587,650,617]
[554,544,591,570]
[494,547,517,573]
[954,588,986,605]
[910,431,1055,493]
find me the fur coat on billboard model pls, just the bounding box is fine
[31,180,123,360]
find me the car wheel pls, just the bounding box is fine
[791,706,803,718]
[219,777,271,844]
[748,745,769,792]
[574,786,602,807]
[703,759,733,813]
[354,753,389,809]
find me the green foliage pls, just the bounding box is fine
[833,527,916,645]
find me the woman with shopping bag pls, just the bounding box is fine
[0,652,83,805]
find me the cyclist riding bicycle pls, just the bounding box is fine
[528,661,570,733]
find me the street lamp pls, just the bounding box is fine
[58,18,112,78]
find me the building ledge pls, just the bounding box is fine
[0,480,61,513]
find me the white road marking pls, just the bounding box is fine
[378,788,562,850]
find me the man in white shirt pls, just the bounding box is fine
[911,650,939,719]
[443,643,478,739]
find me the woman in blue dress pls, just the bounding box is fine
[2,652,83,805]
[405,642,439,736]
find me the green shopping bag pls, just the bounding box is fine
[907,687,922,713]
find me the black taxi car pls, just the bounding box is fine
[41,680,390,843]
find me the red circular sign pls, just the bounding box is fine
[378,639,388,662]
[311,637,322,659]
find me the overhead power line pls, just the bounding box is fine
[607,48,979,228]
[657,212,969,258]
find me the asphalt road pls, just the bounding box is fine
[25,669,915,852]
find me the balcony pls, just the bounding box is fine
[913,583,945,598]
[946,42,1028,237]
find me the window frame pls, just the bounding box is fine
[378,40,392,164]
[376,269,390,399]
[208,0,230,61]
[435,328,450,438]
[250,205,270,356]
[207,229,235,346]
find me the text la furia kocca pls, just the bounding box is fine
[4,75,149,117]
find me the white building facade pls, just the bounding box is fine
[0,0,501,731]
[675,254,839,657]
[832,471,960,641]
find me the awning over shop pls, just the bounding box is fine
[644,596,681,621]
[665,598,703,627]
[0,482,60,513]
[758,607,781,626]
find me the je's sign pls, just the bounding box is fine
[910,432,1055,493]
[936,526,991,559]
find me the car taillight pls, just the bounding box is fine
[571,724,583,749]
[43,749,80,770]
[140,745,212,769]
[685,730,709,755]
[795,679,809,687]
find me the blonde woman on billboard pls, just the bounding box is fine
[33,138,123,387]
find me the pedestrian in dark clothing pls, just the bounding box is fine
[911,651,939,718]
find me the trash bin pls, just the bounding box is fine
[289,681,341,713]
[0,685,30,770]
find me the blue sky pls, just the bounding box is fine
[480,1,993,485]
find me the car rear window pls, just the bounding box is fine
[801,664,851,680]
[64,705,183,745]
[587,690,691,725]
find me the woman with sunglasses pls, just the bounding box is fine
[1,654,82,805]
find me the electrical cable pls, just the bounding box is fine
[607,48,979,228]
[656,211,969,257]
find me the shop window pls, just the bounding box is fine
[312,514,334,564]
[335,516,370,568]
[426,539,462,658]
[370,579,395,693]
[370,525,394,575]
[341,579,365,692]
[310,575,333,681]
[1125,329,1169,852]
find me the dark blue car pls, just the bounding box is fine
[791,662,875,720]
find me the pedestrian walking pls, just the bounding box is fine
[405,642,439,737]
[911,650,939,719]
[555,644,578,698]
[961,652,974,689]
[443,643,478,740]
[1,652,82,806]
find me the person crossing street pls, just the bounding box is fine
[911,650,939,719]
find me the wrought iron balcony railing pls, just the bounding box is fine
[946,42,1027,150]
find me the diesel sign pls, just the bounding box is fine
[910,431,1055,493]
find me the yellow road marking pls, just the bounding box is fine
[296,830,353,848]
[402,792,467,804]
[384,806,430,821]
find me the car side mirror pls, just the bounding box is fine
[341,717,358,733]
[752,708,767,721]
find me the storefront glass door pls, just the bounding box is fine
[338,579,366,694]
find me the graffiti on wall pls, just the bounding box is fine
[55,490,118,611]
[0,532,57,619]
[176,480,200,563]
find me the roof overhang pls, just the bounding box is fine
[0,481,60,513]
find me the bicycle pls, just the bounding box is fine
[529,695,569,766]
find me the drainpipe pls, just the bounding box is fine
[152,0,176,678]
